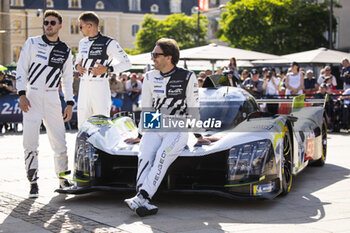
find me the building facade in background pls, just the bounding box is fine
[334,0,350,51]
[1,0,349,65]
[2,0,204,64]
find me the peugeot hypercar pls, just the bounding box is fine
[57,79,327,199]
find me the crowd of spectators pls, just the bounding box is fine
[1,57,350,133]
[195,57,350,132]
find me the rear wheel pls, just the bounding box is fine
[311,120,327,166]
[281,126,293,196]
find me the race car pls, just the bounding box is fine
[57,77,327,199]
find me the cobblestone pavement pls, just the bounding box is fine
[1,131,350,233]
[0,192,121,233]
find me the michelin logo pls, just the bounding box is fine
[143,111,161,129]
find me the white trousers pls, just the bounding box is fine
[77,79,111,128]
[136,132,189,199]
[23,89,68,181]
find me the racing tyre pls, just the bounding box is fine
[281,126,293,196]
[311,120,327,166]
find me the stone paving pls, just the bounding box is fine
[0,192,121,233]
[1,131,350,232]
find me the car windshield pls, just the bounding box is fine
[200,100,245,130]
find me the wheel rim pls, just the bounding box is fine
[282,129,292,192]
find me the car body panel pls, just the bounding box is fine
[57,87,327,199]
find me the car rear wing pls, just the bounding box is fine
[256,94,328,111]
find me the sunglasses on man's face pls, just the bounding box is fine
[151,52,166,59]
[43,20,57,26]
[79,23,91,29]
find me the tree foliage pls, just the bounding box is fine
[217,0,337,55]
[132,13,208,54]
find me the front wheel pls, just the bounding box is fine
[281,126,293,196]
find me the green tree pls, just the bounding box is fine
[132,13,208,54]
[217,0,337,55]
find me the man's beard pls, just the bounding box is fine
[45,30,58,37]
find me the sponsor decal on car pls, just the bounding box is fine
[253,182,275,195]
[305,138,315,160]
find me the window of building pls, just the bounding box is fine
[12,20,22,34]
[96,1,104,10]
[46,0,54,8]
[10,0,24,7]
[70,18,79,35]
[150,4,159,13]
[68,0,81,8]
[129,0,141,11]
[170,0,181,13]
[13,46,22,62]
[99,19,104,34]
[131,24,140,37]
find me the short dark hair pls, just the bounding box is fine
[156,38,180,65]
[291,61,299,67]
[44,10,62,24]
[78,11,99,26]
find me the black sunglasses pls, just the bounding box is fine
[151,53,166,59]
[43,20,57,26]
[79,23,91,29]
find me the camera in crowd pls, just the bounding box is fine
[245,84,254,90]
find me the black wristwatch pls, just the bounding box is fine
[107,66,114,73]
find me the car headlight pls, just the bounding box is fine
[228,139,272,182]
[74,137,98,182]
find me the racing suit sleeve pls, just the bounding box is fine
[186,72,200,108]
[106,39,132,74]
[138,73,153,135]
[61,50,74,102]
[74,40,83,70]
[186,72,201,137]
[15,38,32,94]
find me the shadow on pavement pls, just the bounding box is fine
[4,162,344,232]
[0,193,121,232]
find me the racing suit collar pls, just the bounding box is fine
[160,66,177,77]
[88,32,101,41]
[42,35,60,46]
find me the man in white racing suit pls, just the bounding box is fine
[16,10,74,198]
[75,11,131,128]
[124,38,211,217]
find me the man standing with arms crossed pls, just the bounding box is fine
[16,10,74,198]
[75,11,131,128]
[124,38,211,217]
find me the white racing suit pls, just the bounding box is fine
[136,67,199,199]
[16,35,74,182]
[75,33,131,128]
